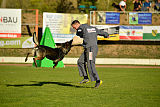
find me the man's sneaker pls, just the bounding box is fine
[79,79,89,84]
[95,80,103,88]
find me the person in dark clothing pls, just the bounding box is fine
[140,0,144,5]
[71,20,109,88]
[154,0,160,11]
[119,0,127,11]
[112,0,127,12]
[141,0,151,11]
[133,0,141,11]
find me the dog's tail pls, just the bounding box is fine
[33,32,39,46]
[25,53,30,62]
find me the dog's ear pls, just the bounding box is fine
[33,32,39,46]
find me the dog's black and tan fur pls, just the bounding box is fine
[25,33,73,68]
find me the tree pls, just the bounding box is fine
[56,0,74,13]
[1,0,7,8]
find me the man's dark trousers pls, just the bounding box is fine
[77,45,99,81]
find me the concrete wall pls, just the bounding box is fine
[0,57,160,65]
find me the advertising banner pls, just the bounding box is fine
[0,9,21,38]
[106,12,120,24]
[138,13,152,24]
[129,12,152,25]
[0,37,34,48]
[43,12,88,43]
[143,26,160,40]
[129,13,138,24]
[97,12,106,24]
[120,26,143,40]
[92,25,120,41]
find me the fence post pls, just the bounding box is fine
[93,11,96,25]
[90,11,92,25]
[35,9,39,38]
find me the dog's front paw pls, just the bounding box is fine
[53,62,58,68]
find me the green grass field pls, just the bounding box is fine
[0,65,160,107]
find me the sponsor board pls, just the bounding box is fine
[0,37,34,48]
[120,26,143,40]
[129,12,138,24]
[138,13,152,24]
[0,9,21,38]
[43,12,88,43]
[92,25,160,41]
[97,12,106,24]
[129,13,152,25]
[49,34,74,43]
[106,12,120,24]
[92,25,120,40]
[143,26,160,40]
[97,34,119,41]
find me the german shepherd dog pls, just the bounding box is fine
[25,33,73,68]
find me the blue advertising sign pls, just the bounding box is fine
[138,13,152,24]
[106,12,120,24]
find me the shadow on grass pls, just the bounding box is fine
[6,81,93,88]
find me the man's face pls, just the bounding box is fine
[72,23,80,30]
[124,0,126,2]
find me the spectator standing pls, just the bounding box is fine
[154,0,160,11]
[133,0,141,11]
[141,0,151,11]
[140,0,144,5]
[119,0,127,12]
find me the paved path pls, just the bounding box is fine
[0,64,160,68]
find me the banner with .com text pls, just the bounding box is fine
[0,37,34,48]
